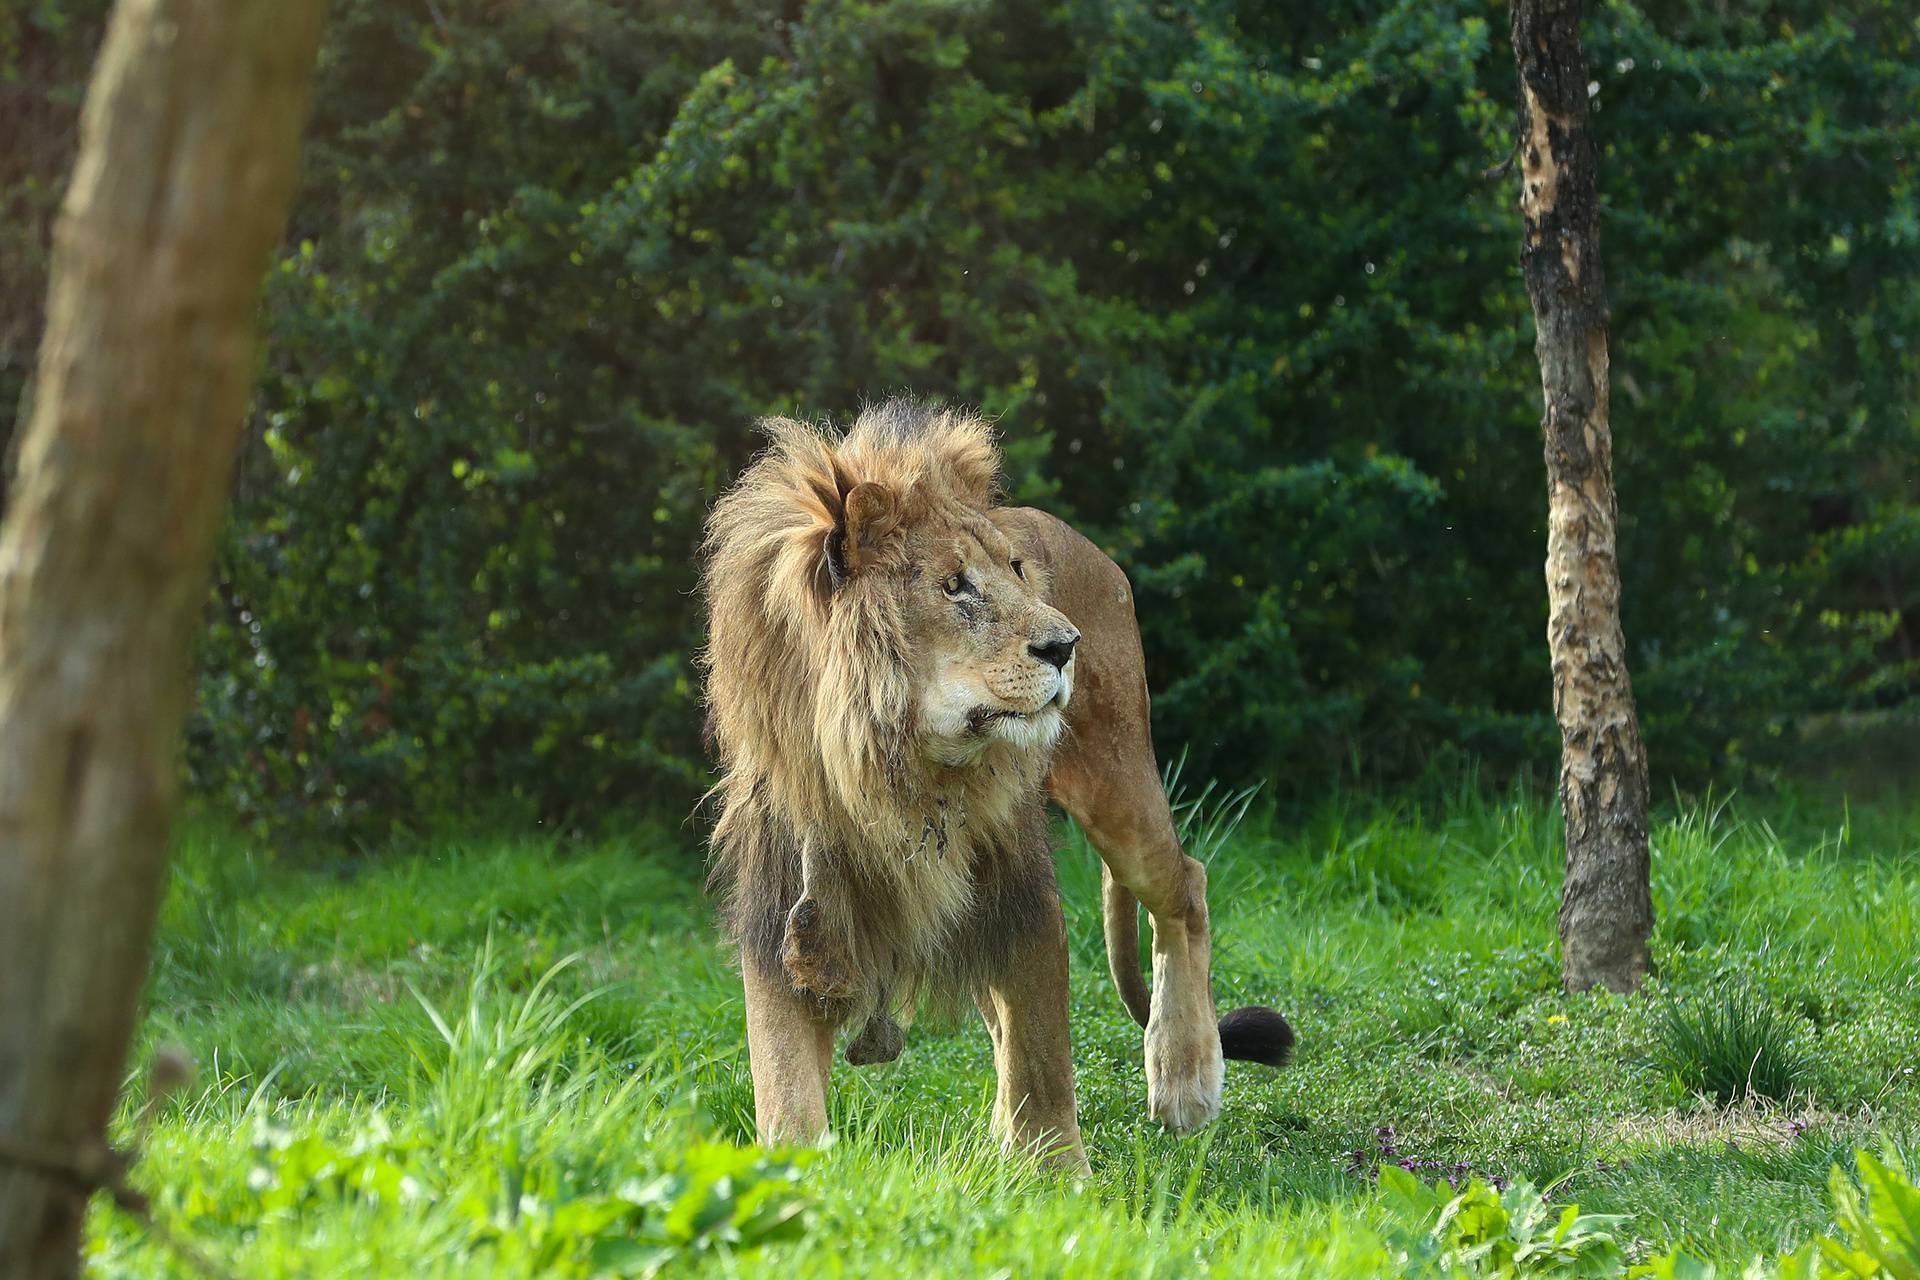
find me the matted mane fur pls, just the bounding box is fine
[701,401,1057,1014]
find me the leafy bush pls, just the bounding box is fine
[1789,1149,1920,1280]
[8,1,1918,832]
[242,949,816,1278]
[1377,1166,1628,1277]
[1632,1149,1920,1279]
[189,0,1920,830]
[245,1086,811,1280]
[1378,1152,1920,1278]
[1652,989,1813,1107]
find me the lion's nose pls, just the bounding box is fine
[1029,630,1079,671]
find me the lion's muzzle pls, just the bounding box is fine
[1028,628,1079,671]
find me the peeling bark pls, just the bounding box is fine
[1510,0,1653,994]
[0,2,324,1274]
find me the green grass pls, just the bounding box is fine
[84,785,1920,1277]
[1652,986,1817,1107]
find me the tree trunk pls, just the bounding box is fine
[1509,0,1653,994]
[0,1,324,1274]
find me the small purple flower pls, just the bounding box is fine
[1341,1122,1510,1195]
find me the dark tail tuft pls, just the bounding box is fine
[1217,1005,1294,1067]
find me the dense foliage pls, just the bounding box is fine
[5,1,1916,831]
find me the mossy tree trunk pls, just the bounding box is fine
[0,1,324,1274]
[1510,0,1653,994]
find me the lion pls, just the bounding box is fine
[701,400,1292,1171]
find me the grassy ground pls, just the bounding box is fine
[87,784,1920,1277]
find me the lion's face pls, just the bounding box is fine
[703,405,1081,832]
[899,514,1079,766]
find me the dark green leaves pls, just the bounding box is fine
[110,0,1914,828]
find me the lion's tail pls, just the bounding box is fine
[1101,867,1154,1025]
[1102,871,1295,1067]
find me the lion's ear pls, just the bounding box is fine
[824,481,901,589]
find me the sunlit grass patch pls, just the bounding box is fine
[92,787,1920,1277]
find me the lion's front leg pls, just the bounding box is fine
[741,956,839,1146]
[781,895,859,1000]
[977,897,1088,1174]
[781,841,860,1000]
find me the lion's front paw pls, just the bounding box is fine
[782,896,859,1000]
[1145,1022,1224,1133]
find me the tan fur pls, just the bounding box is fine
[702,401,1270,1170]
[703,405,1069,1001]
[999,505,1238,1132]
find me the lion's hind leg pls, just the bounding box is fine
[1055,765,1228,1133]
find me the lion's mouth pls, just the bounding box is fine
[966,706,1025,734]
[966,695,1066,737]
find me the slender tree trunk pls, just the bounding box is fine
[0,1,324,1274]
[1510,0,1653,994]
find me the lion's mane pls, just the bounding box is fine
[700,402,1057,1015]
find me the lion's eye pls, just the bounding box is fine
[1011,559,1025,580]
[944,572,967,596]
